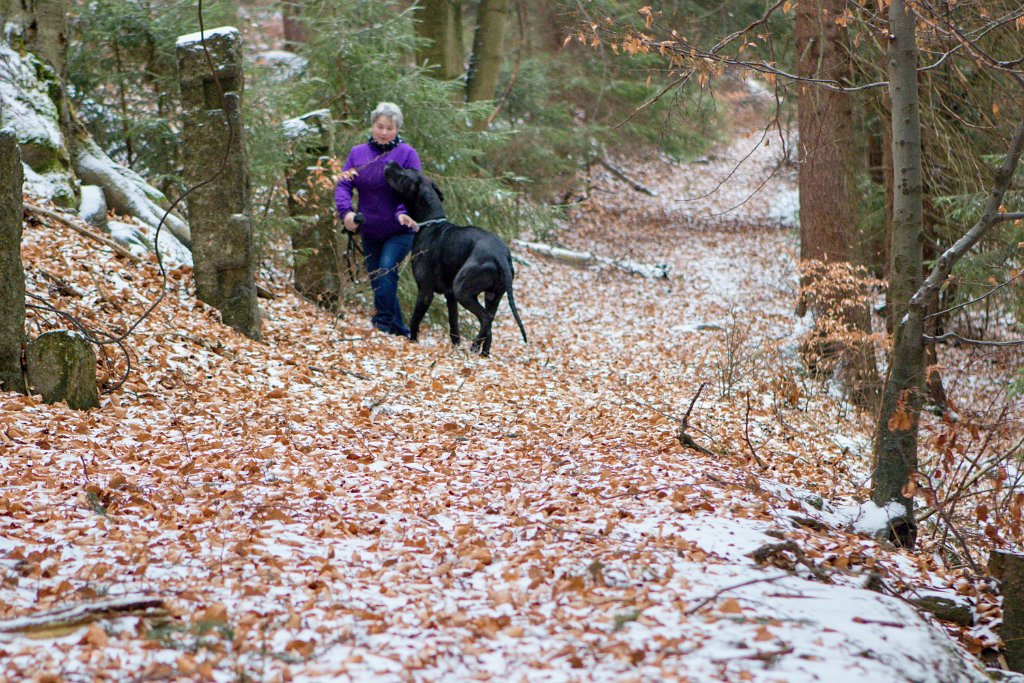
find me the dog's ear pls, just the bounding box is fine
[428,178,445,203]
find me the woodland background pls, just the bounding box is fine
[0,0,1023,681]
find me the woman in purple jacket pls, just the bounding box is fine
[335,102,422,337]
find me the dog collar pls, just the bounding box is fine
[417,217,447,227]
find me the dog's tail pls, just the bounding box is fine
[501,255,528,344]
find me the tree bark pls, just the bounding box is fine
[795,0,879,408]
[796,0,855,266]
[415,0,464,81]
[870,0,925,547]
[466,0,511,129]
[0,131,26,395]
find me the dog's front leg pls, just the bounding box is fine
[408,290,434,341]
[445,294,461,346]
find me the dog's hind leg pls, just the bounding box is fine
[479,291,502,356]
[445,294,461,346]
[457,295,491,356]
[408,291,434,341]
[453,266,497,355]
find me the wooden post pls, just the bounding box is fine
[176,26,261,341]
[283,109,344,309]
[990,550,1024,672]
[0,130,26,395]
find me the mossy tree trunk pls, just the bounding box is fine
[0,130,26,395]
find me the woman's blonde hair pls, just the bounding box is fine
[371,102,404,129]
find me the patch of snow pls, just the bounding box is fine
[108,220,192,267]
[21,164,72,203]
[767,185,800,227]
[832,433,870,457]
[175,26,239,48]
[78,185,107,229]
[256,50,308,80]
[837,500,909,536]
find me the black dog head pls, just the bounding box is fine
[384,161,445,222]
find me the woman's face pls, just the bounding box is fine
[371,116,398,145]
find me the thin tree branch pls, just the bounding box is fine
[924,332,1024,347]
[926,271,1024,320]
[910,110,1024,309]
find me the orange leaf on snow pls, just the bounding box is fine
[176,654,197,675]
[199,603,229,624]
[286,639,316,658]
[718,598,743,614]
[80,623,109,647]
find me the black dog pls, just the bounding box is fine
[383,162,527,356]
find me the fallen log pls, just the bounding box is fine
[0,595,166,634]
[596,158,657,196]
[513,240,669,279]
[25,202,143,264]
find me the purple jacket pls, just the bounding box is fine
[334,141,422,240]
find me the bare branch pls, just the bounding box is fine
[927,271,1024,320]
[910,110,1024,309]
[924,332,1024,347]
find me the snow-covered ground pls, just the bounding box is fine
[0,116,1012,682]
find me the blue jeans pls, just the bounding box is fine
[362,232,414,336]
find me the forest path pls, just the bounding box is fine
[1,124,993,682]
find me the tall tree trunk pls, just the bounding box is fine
[795,0,879,407]
[415,0,464,80]
[465,0,510,129]
[871,0,924,547]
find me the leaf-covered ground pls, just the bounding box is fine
[1,126,1015,682]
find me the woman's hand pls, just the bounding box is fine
[343,212,358,231]
[398,214,419,233]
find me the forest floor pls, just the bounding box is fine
[2,100,1022,681]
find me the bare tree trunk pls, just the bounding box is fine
[466,0,510,129]
[871,0,925,547]
[796,0,854,266]
[415,0,464,80]
[795,0,879,408]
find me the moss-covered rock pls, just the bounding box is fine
[25,331,99,410]
[0,41,76,206]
